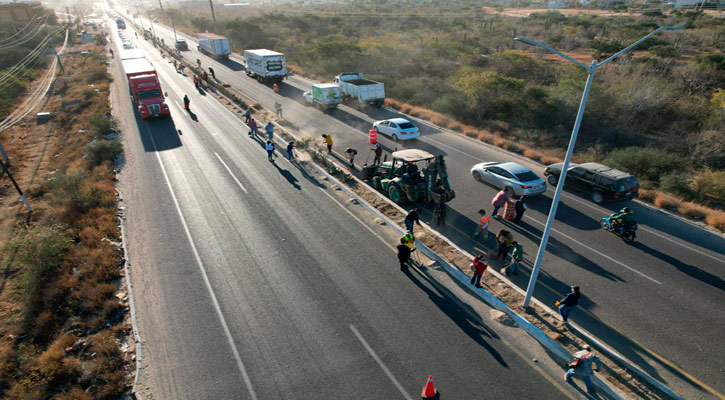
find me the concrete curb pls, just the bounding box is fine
[116,190,144,400]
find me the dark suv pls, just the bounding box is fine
[543,162,639,204]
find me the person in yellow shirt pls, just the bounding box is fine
[322,134,333,154]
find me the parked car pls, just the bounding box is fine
[175,39,188,51]
[470,161,546,196]
[543,162,639,204]
[122,41,133,49]
[372,118,420,140]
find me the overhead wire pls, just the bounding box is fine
[0,29,67,133]
[0,18,39,44]
[0,35,51,86]
[0,24,44,51]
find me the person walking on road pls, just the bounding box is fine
[173,59,178,71]
[470,254,488,288]
[345,148,358,167]
[109,48,114,58]
[372,143,383,165]
[244,108,252,124]
[556,286,581,324]
[513,195,527,223]
[565,345,600,394]
[208,66,215,80]
[322,134,333,154]
[397,237,415,271]
[266,141,276,161]
[286,141,295,161]
[183,95,190,111]
[274,101,282,118]
[433,197,446,227]
[495,229,514,262]
[265,122,275,141]
[501,241,523,276]
[405,208,422,238]
[472,209,490,241]
[248,118,259,138]
[491,188,510,219]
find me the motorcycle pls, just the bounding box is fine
[600,214,637,243]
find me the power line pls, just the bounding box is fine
[0,36,51,86]
[0,18,40,44]
[0,24,44,51]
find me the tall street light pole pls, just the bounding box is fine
[517,26,682,309]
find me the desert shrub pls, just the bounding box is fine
[488,51,555,84]
[650,44,680,59]
[85,69,110,84]
[88,113,118,137]
[604,146,688,183]
[86,140,123,167]
[659,172,696,200]
[7,224,72,297]
[691,169,725,201]
[47,169,115,217]
[706,211,725,232]
[81,88,95,100]
[677,202,710,219]
[653,193,681,209]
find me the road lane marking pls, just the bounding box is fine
[349,324,414,400]
[524,216,663,284]
[214,152,249,194]
[146,126,258,400]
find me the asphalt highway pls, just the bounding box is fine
[109,22,581,399]
[134,17,725,399]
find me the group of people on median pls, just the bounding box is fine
[243,107,295,162]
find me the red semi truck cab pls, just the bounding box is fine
[121,58,170,118]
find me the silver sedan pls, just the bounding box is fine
[471,161,547,196]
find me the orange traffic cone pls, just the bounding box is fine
[273,83,279,93]
[421,375,440,399]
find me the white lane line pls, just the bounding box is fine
[425,136,484,162]
[146,126,258,399]
[525,216,663,285]
[349,324,414,400]
[214,152,249,194]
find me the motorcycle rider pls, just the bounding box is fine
[611,207,636,230]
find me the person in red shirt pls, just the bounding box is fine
[470,254,488,288]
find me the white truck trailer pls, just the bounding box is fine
[244,49,286,84]
[334,72,385,107]
[197,33,230,59]
[303,83,342,111]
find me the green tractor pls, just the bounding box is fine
[365,149,455,205]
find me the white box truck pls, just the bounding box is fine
[197,33,230,59]
[334,72,385,107]
[244,49,286,84]
[303,83,342,110]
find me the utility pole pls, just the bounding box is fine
[170,11,178,44]
[157,0,165,18]
[66,6,71,24]
[208,0,218,33]
[0,152,32,213]
[40,17,67,81]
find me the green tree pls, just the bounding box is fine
[455,69,525,120]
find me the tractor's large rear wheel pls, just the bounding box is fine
[388,185,407,204]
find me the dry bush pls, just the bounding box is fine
[540,155,563,164]
[653,193,681,209]
[56,387,93,400]
[524,149,544,162]
[78,226,104,248]
[706,212,725,232]
[638,188,657,201]
[37,334,77,377]
[477,130,494,142]
[677,202,710,219]
[492,137,506,147]
[65,244,119,282]
[448,120,462,131]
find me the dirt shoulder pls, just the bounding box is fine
[0,34,131,398]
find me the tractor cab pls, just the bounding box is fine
[369,149,455,204]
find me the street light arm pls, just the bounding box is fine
[514,37,589,70]
[598,26,683,67]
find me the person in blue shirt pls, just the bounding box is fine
[556,286,581,324]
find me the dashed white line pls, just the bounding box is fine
[525,216,663,285]
[349,324,414,400]
[214,152,249,194]
[146,126,257,399]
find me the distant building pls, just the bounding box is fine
[0,1,42,22]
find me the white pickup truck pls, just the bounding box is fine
[334,72,385,107]
[244,49,286,84]
[303,83,342,111]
